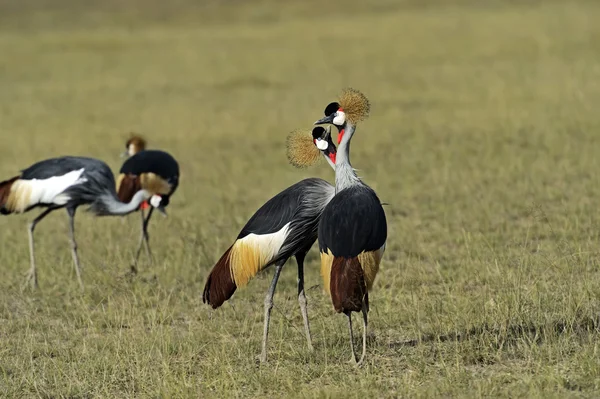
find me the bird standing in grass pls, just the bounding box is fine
[0,156,153,289]
[117,135,180,272]
[313,88,387,366]
[203,125,337,362]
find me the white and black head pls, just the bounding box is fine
[312,125,337,165]
[149,194,168,216]
[286,125,337,168]
[315,102,346,128]
[314,88,371,144]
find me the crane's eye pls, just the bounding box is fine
[311,126,325,140]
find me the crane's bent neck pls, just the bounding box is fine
[110,189,151,215]
[335,122,360,193]
[322,152,336,171]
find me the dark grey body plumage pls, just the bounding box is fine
[318,184,387,258]
[17,156,119,213]
[239,177,335,263]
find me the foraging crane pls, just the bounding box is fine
[313,88,387,366]
[203,126,337,362]
[0,156,153,289]
[117,135,180,272]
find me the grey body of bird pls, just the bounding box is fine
[0,156,152,290]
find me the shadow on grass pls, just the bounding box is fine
[389,316,600,348]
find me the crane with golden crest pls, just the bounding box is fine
[311,88,387,366]
[203,125,336,362]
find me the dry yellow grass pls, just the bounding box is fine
[1,0,600,397]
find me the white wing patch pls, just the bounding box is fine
[229,222,291,287]
[8,168,87,212]
[238,222,290,262]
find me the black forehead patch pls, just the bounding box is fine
[312,126,326,140]
[324,102,340,116]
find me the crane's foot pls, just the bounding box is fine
[346,356,366,368]
[255,351,268,364]
[21,271,38,292]
[259,352,267,363]
[356,356,366,368]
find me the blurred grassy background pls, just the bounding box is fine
[1,0,600,397]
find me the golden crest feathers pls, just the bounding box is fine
[126,134,147,153]
[286,129,322,169]
[338,87,370,124]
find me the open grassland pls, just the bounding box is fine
[1,0,600,397]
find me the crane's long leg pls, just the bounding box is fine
[357,301,368,366]
[142,207,153,261]
[295,251,313,352]
[260,259,285,363]
[132,207,154,273]
[346,311,358,364]
[24,208,55,290]
[66,207,84,290]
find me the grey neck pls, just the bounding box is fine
[109,189,151,215]
[335,122,361,192]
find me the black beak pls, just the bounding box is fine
[322,125,332,141]
[157,206,168,217]
[314,114,335,125]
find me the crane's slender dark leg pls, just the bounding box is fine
[346,311,358,364]
[357,301,368,366]
[132,207,154,273]
[142,207,153,261]
[24,208,55,290]
[260,259,285,363]
[295,251,313,352]
[66,207,84,290]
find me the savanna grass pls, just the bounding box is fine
[1,0,600,397]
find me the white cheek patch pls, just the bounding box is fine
[315,138,328,150]
[333,111,346,126]
[150,195,162,208]
[128,144,135,156]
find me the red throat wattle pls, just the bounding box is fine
[337,129,345,145]
[329,153,337,164]
[140,200,149,210]
[337,107,345,144]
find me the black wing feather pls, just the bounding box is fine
[119,150,179,180]
[318,185,387,258]
[21,156,107,180]
[238,178,327,239]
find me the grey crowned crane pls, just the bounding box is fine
[0,156,154,289]
[314,88,387,366]
[203,126,337,362]
[117,135,180,272]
